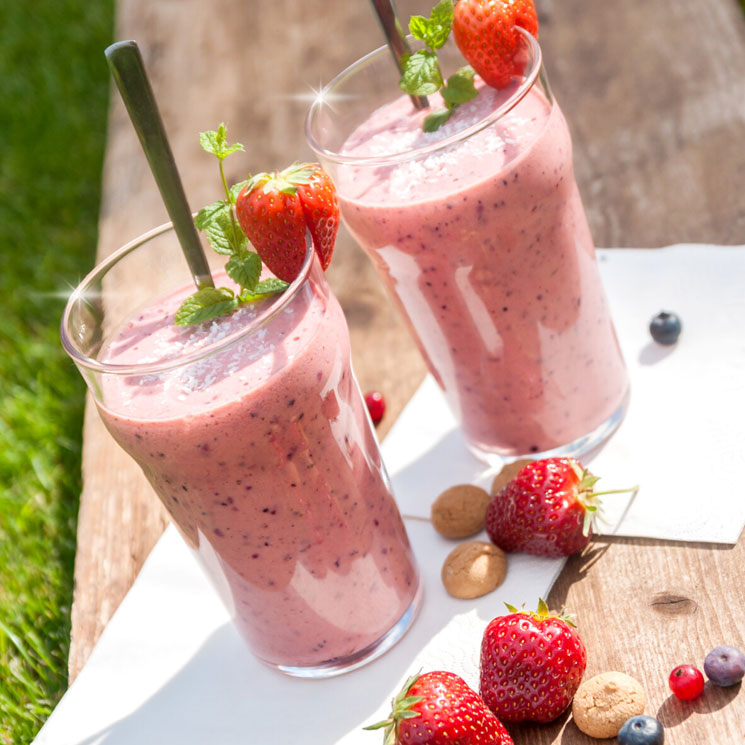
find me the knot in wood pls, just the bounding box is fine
[650,592,698,616]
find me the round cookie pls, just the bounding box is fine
[572,671,646,739]
[490,459,533,495]
[431,484,490,538]
[441,541,507,599]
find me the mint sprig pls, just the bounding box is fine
[399,0,478,132]
[174,287,239,326]
[225,252,262,289]
[240,279,290,304]
[409,0,453,50]
[400,50,442,96]
[175,124,288,327]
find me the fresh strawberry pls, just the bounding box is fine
[480,600,586,723]
[366,670,513,745]
[235,163,338,282]
[485,457,631,557]
[294,163,338,271]
[452,0,539,90]
[235,170,306,282]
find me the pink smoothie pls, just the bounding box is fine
[96,268,419,669]
[337,84,628,456]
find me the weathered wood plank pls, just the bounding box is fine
[71,1,745,742]
[539,0,745,247]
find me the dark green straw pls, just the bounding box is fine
[105,40,214,290]
[368,0,429,110]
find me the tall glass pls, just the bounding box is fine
[306,31,629,462]
[61,222,420,677]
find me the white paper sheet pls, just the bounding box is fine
[388,245,745,544]
[33,245,745,745]
[33,522,564,745]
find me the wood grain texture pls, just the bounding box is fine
[537,0,745,247]
[71,0,745,742]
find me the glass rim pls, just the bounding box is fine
[60,220,316,376]
[305,27,542,167]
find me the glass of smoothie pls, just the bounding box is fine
[61,221,421,677]
[306,29,629,462]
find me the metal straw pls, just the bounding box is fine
[104,40,214,290]
[368,0,429,110]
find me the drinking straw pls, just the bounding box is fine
[105,40,215,290]
[368,0,429,110]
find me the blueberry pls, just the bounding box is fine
[649,311,682,345]
[704,644,745,686]
[617,715,664,745]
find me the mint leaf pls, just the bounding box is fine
[199,129,221,157]
[423,109,453,132]
[240,279,289,303]
[226,252,262,291]
[205,209,247,256]
[174,287,238,326]
[229,179,249,204]
[409,0,453,51]
[441,66,478,107]
[423,67,478,131]
[254,278,289,294]
[408,15,432,42]
[429,0,454,46]
[200,123,244,161]
[220,143,244,158]
[400,50,442,96]
[204,215,234,256]
[194,200,227,231]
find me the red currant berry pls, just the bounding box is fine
[364,391,386,426]
[668,664,705,700]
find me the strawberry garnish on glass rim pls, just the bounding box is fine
[365,669,513,745]
[397,0,539,132]
[236,162,338,282]
[453,0,538,90]
[174,125,338,326]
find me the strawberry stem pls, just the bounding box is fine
[591,486,639,498]
[571,459,638,537]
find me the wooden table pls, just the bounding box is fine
[69,0,745,741]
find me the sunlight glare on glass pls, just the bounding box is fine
[31,280,81,302]
[279,83,352,112]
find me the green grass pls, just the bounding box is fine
[1,1,745,743]
[0,1,114,742]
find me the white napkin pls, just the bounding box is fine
[32,525,563,745]
[33,245,745,745]
[592,245,745,541]
[389,245,745,544]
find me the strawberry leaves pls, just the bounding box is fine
[175,124,288,326]
[399,0,478,132]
